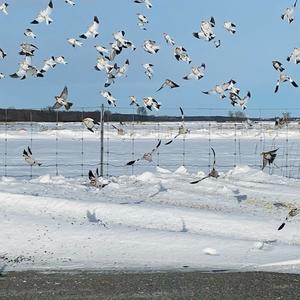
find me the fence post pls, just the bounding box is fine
[100,104,104,177]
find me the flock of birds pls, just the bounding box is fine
[0,0,295,230]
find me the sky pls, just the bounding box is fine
[1,0,300,117]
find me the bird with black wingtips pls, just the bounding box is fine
[80,16,99,39]
[19,43,38,56]
[229,91,251,110]
[115,59,130,78]
[272,60,285,72]
[24,28,36,39]
[143,63,154,79]
[163,33,175,45]
[137,13,148,30]
[261,148,279,170]
[143,97,161,111]
[0,2,8,15]
[224,21,236,34]
[100,90,117,107]
[165,107,190,145]
[82,117,100,133]
[129,96,140,107]
[67,38,83,48]
[274,73,298,93]
[214,39,221,48]
[65,0,75,5]
[134,0,152,9]
[53,86,73,110]
[190,147,219,184]
[156,79,179,92]
[183,64,205,80]
[94,45,109,56]
[278,207,299,230]
[55,56,68,65]
[88,168,108,188]
[127,140,161,166]
[287,47,300,64]
[0,48,6,59]
[143,40,159,54]
[281,0,298,23]
[10,56,42,80]
[113,31,136,51]
[23,147,42,166]
[174,46,191,64]
[39,56,56,74]
[31,0,53,25]
[202,84,226,99]
[193,17,215,41]
[112,124,125,136]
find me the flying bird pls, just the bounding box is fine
[281,0,298,23]
[24,28,36,39]
[224,21,236,34]
[143,63,154,79]
[67,38,83,47]
[278,208,299,230]
[19,43,38,56]
[134,0,152,9]
[23,147,41,166]
[80,16,99,39]
[82,117,100,132]
[143,96,161,111]
[190,147,219,184]
[65,0,75,5]
[53,86,73,110]
[202,84,227,99]
[183,64,205,80]
[0,2,8,15]
[137,13,148,30]
[31,0,53,25]
[156,79,179,92]
[229,91,251,110]
[129,96,140,107]
[261,148,279,170]
[272,60,285,72]
[55,56,68,64]
[0,48,6,59]
[10,56,42,79]
[174,46,191,64]
[163,33,175,45]
[287,48,300,64]
[274,73,298,93]
[143,40,159,54]
[126,140,161,166]
[193,17,215,41]
[94,45,109,56]
[100,90,117,107]
[214,40,221,48]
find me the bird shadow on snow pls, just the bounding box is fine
[233,189,248,203]
[86,210,108,228]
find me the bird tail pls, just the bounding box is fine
[64,102,73,110]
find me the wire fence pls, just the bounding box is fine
[1,106,300,179]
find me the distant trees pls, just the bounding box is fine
[228,110,246,119]
[137,106,147,116]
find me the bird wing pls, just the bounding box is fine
[156,82,166,92]
[60,86,68,100]
[211,147,216,167]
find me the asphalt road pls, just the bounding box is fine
[0,271,299,300]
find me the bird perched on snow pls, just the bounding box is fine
[100,90,117,107]
[134,0,152,9]
[23,147,41,166]
[24,28,36,39]
[261,148,279,170]
[67,38,83,48]
[88,168,108,188]
[163,32,175,45]
[174,46,191,64]
[112,124,125,136]
[165,107,190,145]
[143,40,159,54]
[224,21,236,34]
[143,97,161,111]
[82,117,100,133]
[278,207,299,230]
[281,0,298,23]
[137,13,148,30]
[143,63,154,79]
[0,2,8,15]
[65,0,75,5]
[129,96,140,107]
[127,140,161,166]
[193,17,215,41]
[274,73,298,93]
[287,48,300,64]
[80,16,99,39]
[190,147,219,184]
[272,60,285,72]
[31,0,53,25]
[156,79,179,92]
[0,48,6,59]
[53,86,73,110]
[183,64,205,80]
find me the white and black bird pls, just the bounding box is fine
[40,56,56,74]
[100,90,117,107]
[67,38,83,47]
[193,17,215,41]
[129,95,140,107]
[190,147,219,184]
[94,45,109,56]
[229,91,251,110]
[80,16,99,39]
[183,64,205,80]
[137,13,148,30]
[19,43,38,56]
[174,46,192,64]
[0,48,6,59]
[0,2,8,15]
[65,0,75,5]
[143,96,161,111]
[202,84,227,99]
[163,32,175,45]
[115,59,130,78]
[165,107,189,145]
[261,148,279,170]
[31,0,53,25]
[214,39,221,48]
[278,208,299,230]
[127,140,161,166]
[281,0,298,23]
[82,117,99,133]
[24,28,36,39]
[0,73,5,79]
[113,31,136,51]
[156,79,179,92]
[272,60,285,72]
[143,63,154,79]
[23,147,41,166]
[88,168,108,188]
[134,0,152,9]
[112,124,125,136]
[143,40,159,54]
[53,86,73,110]
[55,56,68,65]
[10,56,42,79]
[274,73,298,93]
[287,48,300,64]
[224,21,236,34]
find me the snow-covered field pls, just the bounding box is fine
[0,121,300,273]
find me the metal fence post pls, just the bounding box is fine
[100,104,104,177]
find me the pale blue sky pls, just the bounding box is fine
[1,1,300,117]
